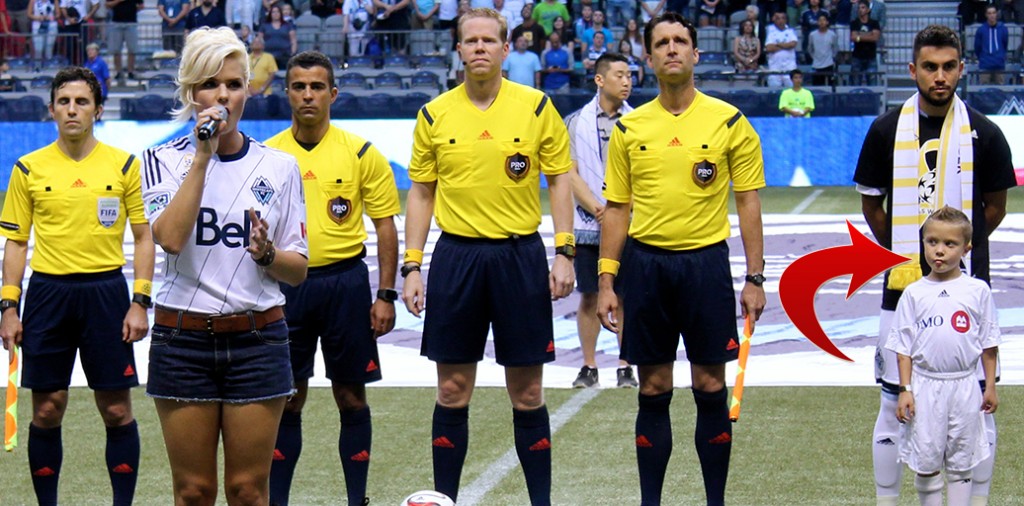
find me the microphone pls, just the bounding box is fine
[197,105,228,141]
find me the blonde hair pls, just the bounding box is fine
[172,27,249,122]
[458,8,508,43]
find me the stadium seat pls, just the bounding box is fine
[6,56,32,72]
[697,27,726,52]
[384,54,410,68]
[364,93,394,116]
[29,75,53,90]
[129,94,173,120]
[0,97,9,121]
[410,70,440,90]
[243,94,270,119]
[700,52,729,66]
[7,95,48,121]
[373,71,404,89]
[398,91,432,117]
[346,55,377,69]
[417,54,446,69]
[338,72,368,90]
[158,58,181,70]
[148,73,176,90]
[42,55,69,70]
[240,94,288,119]
[320,15,347,60]
[294,12,323,53]
[330,91,360,118]
[0,76,24,92]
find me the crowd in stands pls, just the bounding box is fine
[0,0,1023,102]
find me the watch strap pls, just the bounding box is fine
[132,293,153,309]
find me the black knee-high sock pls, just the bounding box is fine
[636,391,673,506]
[28,423,62,506]
[432,404,469,501]
[693,387,731,506]
[106,420,140,506]
[513,405,551,506]
[340,407,372,505]
[269,410,303,506]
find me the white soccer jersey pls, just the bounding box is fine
[885,276,1001,375]
[141,134,308,314]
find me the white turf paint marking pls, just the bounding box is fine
[458,388,602,505]
[789,188,825,215]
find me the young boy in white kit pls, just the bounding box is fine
[885,206,1000,506]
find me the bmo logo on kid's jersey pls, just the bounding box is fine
[196,208,260,248]
[951,310,971,333]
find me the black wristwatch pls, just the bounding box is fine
[400,263,421,278]
[745,273,766,287]
[132,293,153,309]
[555,244,576,259]
[376,288,398,303]
[0,299,18,312]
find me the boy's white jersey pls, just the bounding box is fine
[141,134,308,314]
[885,275,1001,375]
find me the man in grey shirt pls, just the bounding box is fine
[807,12,838,85]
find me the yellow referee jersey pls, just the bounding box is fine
[604,92,765,250]
[0,142,146,275]
[409,79,572,239]
[266,125,400,267]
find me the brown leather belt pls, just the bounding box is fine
[154,306,285,334]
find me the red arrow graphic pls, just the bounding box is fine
[779,220,910,362]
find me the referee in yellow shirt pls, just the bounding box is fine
[401,8,575,504]
[0,67,155,506]
[265,51,400,506]
[597,13,766,506]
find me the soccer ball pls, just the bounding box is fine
[400,490,455,506]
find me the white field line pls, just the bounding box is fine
[789,188,826,214]
[458,388,602,505]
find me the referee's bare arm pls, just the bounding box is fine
[0,239,27,351]
[402,180,436,317]
[596,200,629,333]
[123,223,155,343]
[547,172,575,299]
[735,189,765,327]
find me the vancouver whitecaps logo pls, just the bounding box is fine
[251,177,275,205]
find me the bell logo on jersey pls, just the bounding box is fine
[951,310,971,333]
[328,196,352,224]
[196,208,260,248]
[505,153,530,182]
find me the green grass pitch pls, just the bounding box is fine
[2,387,1023,504]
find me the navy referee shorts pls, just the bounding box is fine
[21,269,138,391]
[619,240,740,366]
[422,232,555,367]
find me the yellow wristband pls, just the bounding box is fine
[404,249,424,265]
[1,285,22,301]
[597,258,620,277]
[133,279,153,297]
[554,232,575,248]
